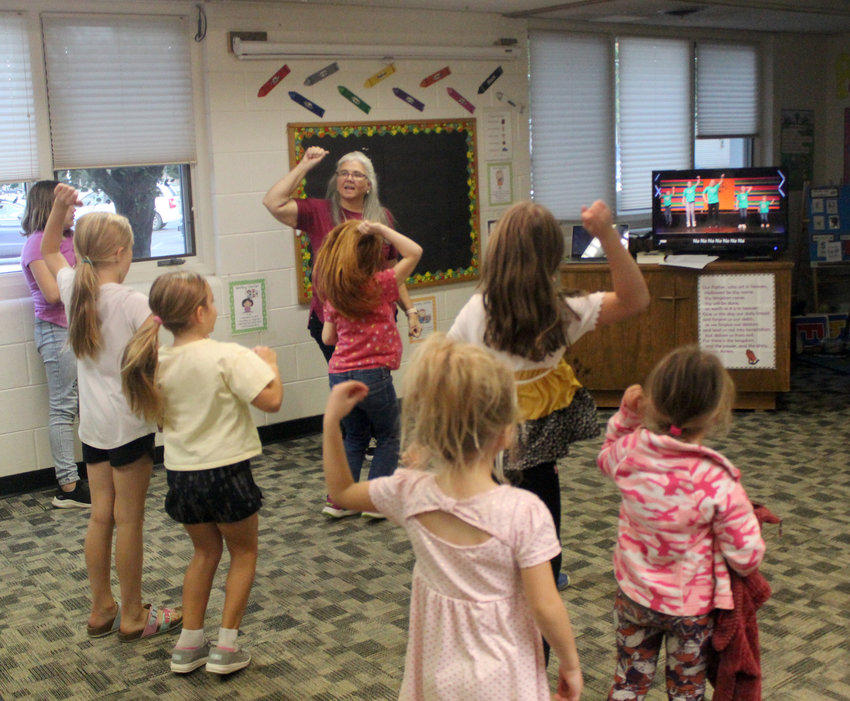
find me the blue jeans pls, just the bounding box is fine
[34,318,79,485]
[328,367,399,481]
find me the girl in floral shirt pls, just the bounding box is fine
[314,219,422,517]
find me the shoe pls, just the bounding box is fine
[361,511,386,520]
[171,640,211,674]
[364,437,376,461]
[117,604,183,642]
[86,603,121,638]
[52,481,92,509]
[206,645,251,675]
[557,572,570,591]
[322,497,358,519]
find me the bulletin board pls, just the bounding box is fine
[807,185,850,262]
[288,119,480,303]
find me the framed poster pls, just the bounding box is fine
[229,279,267,334]
[488,162,512,206]
[409,295,436,343]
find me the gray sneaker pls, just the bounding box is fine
[170,641,211,674]
[205,645,251,675]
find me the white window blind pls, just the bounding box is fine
[696,42,758,137]
[0,13,38,182]
[618,37,691,213]
[42,14,196,169]
[530,31,613,219]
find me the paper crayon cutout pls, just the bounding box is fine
[495,91,526,113]
[420,66,451,87]
[257,64,290,97]
[288,91,325,117]
[447,87,475,114]
[477,65,503,94]
[338,85,371,114]
[364,63,396,87]
[392,87,425,111]
[304,62,339,86]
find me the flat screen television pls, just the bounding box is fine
[651,167,788,258]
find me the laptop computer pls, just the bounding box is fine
[569,223,630,261]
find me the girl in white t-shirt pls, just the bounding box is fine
[41,184,183,642]
[122,271,282,675]
[448,200,649,645]
[323,333,583,700]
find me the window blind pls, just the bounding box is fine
[617,37,691,213]
[529,31,614,219]
[696,42,758,137]
[42,14,196,169]
[0,13,38,183]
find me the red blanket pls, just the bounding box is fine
[706,504,780,701]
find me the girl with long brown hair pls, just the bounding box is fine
[41,184,182,643]
[448,199,649,647]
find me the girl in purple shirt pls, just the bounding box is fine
[20,180,88,508]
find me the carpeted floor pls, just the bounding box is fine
[0,358,848,700]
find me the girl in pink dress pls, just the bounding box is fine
[597,345,765,700]
[322,333,583,701]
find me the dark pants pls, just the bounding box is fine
[509,460,561,665]
[307,310,335,364]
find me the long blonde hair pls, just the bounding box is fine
[401,333,518,477]
[481,201,578,361]
[313,220,383,319]
[643,345,736,441]
[122,271,209,424]
[68,212,134,359]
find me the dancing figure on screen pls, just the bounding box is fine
[682,176,701,228]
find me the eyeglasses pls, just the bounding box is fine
[336,170,368,180]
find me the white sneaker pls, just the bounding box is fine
[322,497,358,518]
[205,645,251,675]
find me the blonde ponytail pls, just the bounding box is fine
[122,317,164,424]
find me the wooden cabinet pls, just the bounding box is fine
[560,260,792,409]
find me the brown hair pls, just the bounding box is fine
[21,180,61,236]
[67,212,134,359]
[313,220,383,319]
[401,333,518,476]
[643,344,736,441]
[121,271,209,424]
[480,201,578,361]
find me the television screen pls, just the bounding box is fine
[651,167,787,257]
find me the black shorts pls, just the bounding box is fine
[82,433,156,468]
[165,460,263,525]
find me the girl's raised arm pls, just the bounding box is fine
[322,381,378,513]
[520,563,583,701]
[262,146,329,228]
[581,200,649,328]
[41,184,80,278]
[361,221,423,283]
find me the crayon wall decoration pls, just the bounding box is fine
[447,87,475,114]
[392,87,425,111]
[420,66,451,87]
[477,65,503,94]
[365,63,396,87]
[338,85,371,114]
[304,62,339,86]
[495,91,526,113]
[288,91,325,117]
[257,64,290,97]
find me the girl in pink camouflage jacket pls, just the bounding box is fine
[597,345,765,701]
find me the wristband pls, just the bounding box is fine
[405,308,418,316]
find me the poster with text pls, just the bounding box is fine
[409,296,436,343]
[229,279,267,334]
[698,274,775,369]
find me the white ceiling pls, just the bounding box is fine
[238,0,850,34]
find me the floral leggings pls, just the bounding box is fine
[609,588,715,701]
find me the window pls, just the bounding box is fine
[530,32,760,219]
[0,12,197,273]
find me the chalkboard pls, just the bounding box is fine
[288,119,480,303]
